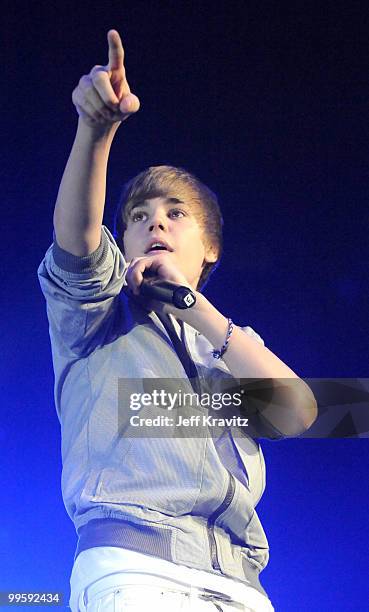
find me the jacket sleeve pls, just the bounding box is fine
[241,325,265,346]
[37,224,128,359]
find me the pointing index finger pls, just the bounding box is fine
[107,29,124,71]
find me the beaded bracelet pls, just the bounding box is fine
[212,318,234,359]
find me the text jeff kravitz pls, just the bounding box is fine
[129,414,249,427]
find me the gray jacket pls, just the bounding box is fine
[37,224,283,598]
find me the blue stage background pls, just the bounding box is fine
[1,2,368,610]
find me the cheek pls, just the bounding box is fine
[182,241,206,268]
[123,231,138,258]
[122,235,128,255]
[123,240,136,262]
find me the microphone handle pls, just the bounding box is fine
[140,278,197,309]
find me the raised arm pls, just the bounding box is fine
[53,30,140,256]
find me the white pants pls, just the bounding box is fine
[69,547,275,612]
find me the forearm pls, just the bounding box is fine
[182,294,297,378]
[53,118,120,256]
[181,293,318,436]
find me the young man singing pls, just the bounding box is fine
[38,29,317,612]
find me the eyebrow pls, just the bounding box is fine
[129,197,189,213]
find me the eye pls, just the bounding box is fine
[169,209,186,218]
[131,210,146,222]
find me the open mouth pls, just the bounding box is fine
[145,242,173,254]
[147,245,169,253]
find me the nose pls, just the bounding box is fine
[149,210,167,232]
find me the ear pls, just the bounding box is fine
[204,243,218,264]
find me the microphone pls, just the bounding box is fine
[140,275,197,309]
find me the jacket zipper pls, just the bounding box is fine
[207,470,236,570]
[160,317,234,569]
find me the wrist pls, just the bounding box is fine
[179,293,229,343]
[76,116,121,146]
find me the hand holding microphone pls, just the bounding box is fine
[140,275,196,309]
[125,253,197,310]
